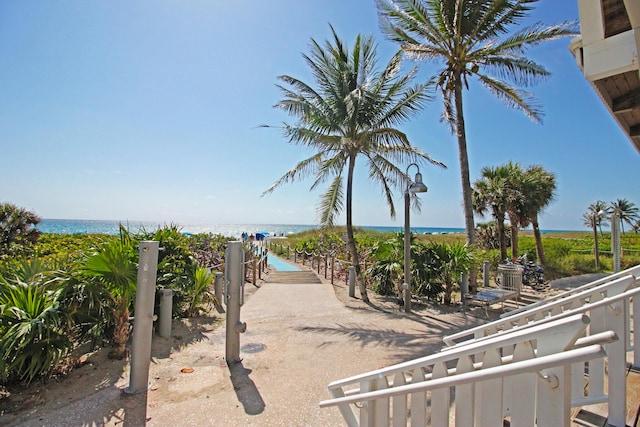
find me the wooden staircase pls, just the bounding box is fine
[264,271,321,284]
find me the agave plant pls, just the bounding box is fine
[0,274,73,384]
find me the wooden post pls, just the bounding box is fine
[331,256,335,284]
[252,256,257,285]
[324,255,328,279]
[317,254,320,273]
[244,251,249,282]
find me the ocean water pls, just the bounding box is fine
[37,219,468,239]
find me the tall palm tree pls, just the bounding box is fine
[264,25,444,302]
[521,165,556,265]
[472,165,511,260]
[501,162,527,259]
[377,0,577,293]
[582,210,601,270]
[610,198,639,234]
[589,200,610,237]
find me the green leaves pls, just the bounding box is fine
[0,276,73,384]
[0,203,41,259]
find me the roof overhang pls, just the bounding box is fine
[570,0,640,153]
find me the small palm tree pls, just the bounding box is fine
[184,265,216,317]
[430,242,474,305]
[83,235,137,359]
[610,198,639,234]
[264,25,444,302]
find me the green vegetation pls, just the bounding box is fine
[377,0,577,298]
[0,202,42,259]
[278,227,640,302]
[473,163,557,264]
[0,219,233,384]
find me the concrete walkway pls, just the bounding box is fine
[12,273,489,427]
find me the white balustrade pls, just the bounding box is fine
[320,314,616,426]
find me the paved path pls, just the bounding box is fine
[12,272,488,427]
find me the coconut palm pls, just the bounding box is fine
[377,0,577,294]
[263,25,444,302]
[609,198,639,234]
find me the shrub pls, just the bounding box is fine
[0,274,74,384]
[0,203,41,259]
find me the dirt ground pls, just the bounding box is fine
[0,260,489,426]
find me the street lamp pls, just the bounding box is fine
[404,163,428,313]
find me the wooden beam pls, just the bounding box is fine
[612,88,640,113]
[630,123,640,137]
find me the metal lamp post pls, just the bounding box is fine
[611,211,621,272]
[404,163,428,313]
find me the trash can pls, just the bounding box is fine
[497,264,523,293]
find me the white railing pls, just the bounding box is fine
[320,314,616,426]
[501,264,640,318]
[442,272,638,427]
[443,274,637,352]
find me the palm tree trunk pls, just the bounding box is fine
[110,302,130,360]
[532,216,546,265]
[454,75,476,295]
[509,213,519,258]
[497,218,507,261]
[346,154,368,302]
[593,222,600,270]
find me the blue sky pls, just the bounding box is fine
[1,1,638,231]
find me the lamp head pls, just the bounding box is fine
[409,172,428,193]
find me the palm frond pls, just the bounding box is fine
[476,73,543,123]
[317,175,344,227]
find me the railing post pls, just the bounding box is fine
[348,266,356,297]
[331,256,335,284]
[225,241,246,365]
[252,256,257,285]
[125,240,159,394]
[214,271,224,304]
[324,255,328,279]
[157,288,173,338]
[483,260,490,288]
